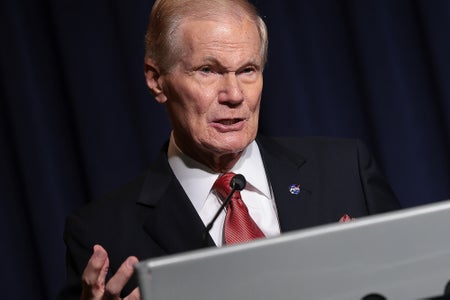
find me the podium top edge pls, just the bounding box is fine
[138,198,450,270]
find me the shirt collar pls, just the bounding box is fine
[167,133,271,211]
[229,141,271,199]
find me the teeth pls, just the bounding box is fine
[221,120,235,125]
[214,118,242,125]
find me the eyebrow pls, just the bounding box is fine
[201,56,262,70]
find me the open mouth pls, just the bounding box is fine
[216,118,242,125]
[211,118,246,132]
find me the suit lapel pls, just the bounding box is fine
[257,136,318,233]
[137,149,215,255]
[137,136,322,252]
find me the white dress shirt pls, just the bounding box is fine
[167,134,280,246]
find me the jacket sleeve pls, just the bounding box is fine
[356,139,401,213]
[58,213,92,300]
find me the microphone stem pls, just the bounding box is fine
[201,187,237,247]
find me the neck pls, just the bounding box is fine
[182,146,243,173]
[203,151,243,173]
[169,134,245,173]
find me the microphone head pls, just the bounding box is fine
[230,174,246,191]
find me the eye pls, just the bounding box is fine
[241,66,257,74]
[199,66,212,74]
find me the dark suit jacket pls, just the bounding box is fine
[59,136,400,299]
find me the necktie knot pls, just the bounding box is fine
[212,172,265,245]
[213,172,237,204]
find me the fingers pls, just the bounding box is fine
[81,244,110,299]
[81,245,140,300]
[104,256,139,298]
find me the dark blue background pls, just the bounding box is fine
[1,0,449,299]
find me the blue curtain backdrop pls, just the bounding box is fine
[1,0,449,299]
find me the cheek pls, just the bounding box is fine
[247,93,262,114]
[170,93,216,132]
[252,95,262,110]
[244,80,263,111]
[165,85,202,114]
[186,93,221,125]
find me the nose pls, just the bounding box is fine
[218,72,244,105]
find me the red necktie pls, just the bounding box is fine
[213,173,266,245]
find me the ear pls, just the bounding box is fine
[144,57,167,103]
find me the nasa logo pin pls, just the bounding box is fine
[289,184,301,195]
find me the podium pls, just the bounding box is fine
[135,200,450,300]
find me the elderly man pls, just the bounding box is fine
[60,0,400,299]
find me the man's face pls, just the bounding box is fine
[150,16,263,168]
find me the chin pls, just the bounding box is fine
[211,136,253,154]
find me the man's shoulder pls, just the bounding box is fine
[267,135,360,145]
[71,171,149,220]
[258,135,365,157]
[72,146,171,218]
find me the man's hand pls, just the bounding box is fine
[81,244,140,300]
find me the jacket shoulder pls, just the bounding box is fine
[258,135,365,159]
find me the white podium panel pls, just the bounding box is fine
[136,200,450,300]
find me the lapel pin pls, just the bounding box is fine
[289,184,301,195]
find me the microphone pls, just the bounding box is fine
[201,174,247,247]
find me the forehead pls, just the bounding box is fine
[175,16,262,65]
